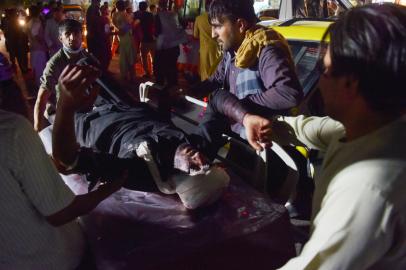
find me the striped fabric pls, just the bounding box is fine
[0,110,85,270]
[224,52,265,138]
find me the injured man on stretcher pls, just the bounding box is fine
[51,64,272,209]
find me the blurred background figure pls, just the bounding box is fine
[0,8,29,74]
[112,0,136,81]
[100,4,113,71]
[137,1,155,78]
[154,0,187,87]
[87,0,111,72]
[45,6,64,57]
[27,5,48,89]
[149,4,157,15]
[0,52,29,119]
[131,4,143,70]
[110,6,120,57]
[193,0,221,81]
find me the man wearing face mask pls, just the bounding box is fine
[34,19,95,132]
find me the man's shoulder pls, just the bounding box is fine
[49,49,66,61]
[0,110,30,136]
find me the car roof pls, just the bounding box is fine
[272,20,333,42]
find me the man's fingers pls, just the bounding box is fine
[248,137,263,151]
[59,64,75,80]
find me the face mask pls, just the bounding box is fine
[63,44,83,55]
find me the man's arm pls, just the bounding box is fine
[245,46,303,111]
[34,87,51,131]
[11,112,123,228]
[208,89,272,151]
[188,54,226,98]
[209,89,344,151]
[52,64,100,167]
[272,115,344,151]
[34,54,61,131]
[278,164,400,269]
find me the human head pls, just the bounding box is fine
[29,5,41,18]
[91,0,101,7]
[115,0,126,12]
[159,0,168,10]
[149,4,157,14]
[58,19,83,51]
[208,0,257,52]
[174,143,210,175]
[204,0,212,12]
[320,4,406,117]
[139,1,148,12]
[172,143,230,209]
[52,6,64,22]
[100,5,109,16]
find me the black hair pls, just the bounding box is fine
[208,0,257,24]
[29,5,41,17]
[58,19,82,36]
[204,0,212,12]
[139,1,148,11]
[115,0,126,11]
[321,3,406,112]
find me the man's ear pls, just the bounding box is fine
[343,77,359,100]
[236,18,249,33]
[58,35,63,43]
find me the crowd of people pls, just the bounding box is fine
[0,0,405,269]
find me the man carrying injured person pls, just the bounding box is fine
[52,64,272,209]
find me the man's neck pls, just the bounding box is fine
[342,109,400,141]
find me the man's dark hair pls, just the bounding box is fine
[115,0,126,11]
[204,0,212,12]
[58,19,82,35]
[139,1,148,11]
[322,3,406,112]
[208,0,257,24]
[29,5,41,17]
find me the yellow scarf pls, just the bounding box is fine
[236,25,293,69]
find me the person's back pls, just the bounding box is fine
[45,8,64,57]
[155,9,186,50]
[27,6,48,87]
[139,9,154,42]
[0,111,85,269]
[194,10,220,81]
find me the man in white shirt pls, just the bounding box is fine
[0,67,124,269]
[273,4,406,269]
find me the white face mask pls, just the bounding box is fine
[63,44,83,55]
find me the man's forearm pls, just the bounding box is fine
[34,88,50,131]
[52,102,79,167]
[209,89,248,123]
[46,181,121,226]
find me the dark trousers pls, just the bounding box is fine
[153,46,180,87]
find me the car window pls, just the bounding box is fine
[289,41,321,96]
